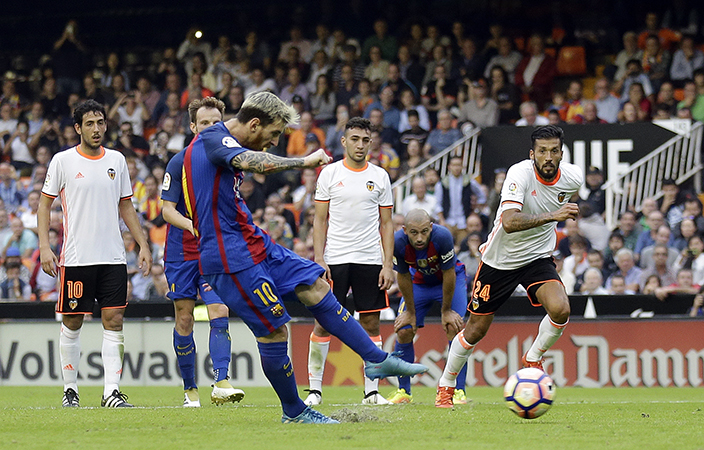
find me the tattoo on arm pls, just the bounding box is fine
[503,211,554,233]
[231,151,305,174]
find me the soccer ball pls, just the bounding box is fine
[503,367,555,419]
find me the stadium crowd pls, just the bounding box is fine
[0,6,703,316]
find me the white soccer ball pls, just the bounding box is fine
[503,367,555,419]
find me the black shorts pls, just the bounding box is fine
[329,263,388,313]
[56,264,128,314]
[468,258,562,315]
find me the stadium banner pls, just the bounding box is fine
[288,320,704,388]
[479,121,685,196]
[0,321,267,386]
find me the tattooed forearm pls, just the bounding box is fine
[502,211,555,233]
[231,151,305,174]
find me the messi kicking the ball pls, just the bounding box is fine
[181,91,428,424]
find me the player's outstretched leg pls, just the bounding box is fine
[258,340,338,424]
[173,329,199,407]
[436,330,475,408]
[305,332,329,406]
[209,317,245,405]
[305,289,428,379]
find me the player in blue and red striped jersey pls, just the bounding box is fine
[181,91,427,424]
[389,208,468,404]
[161,97,244,408]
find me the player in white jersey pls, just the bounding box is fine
[37,100,152,408]
[305,117,395,406]
[435,125,583,407]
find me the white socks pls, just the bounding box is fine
[364,336,383,394]
[439,330,474,388]
[307,333,330,392]
[102,329,125,397]
[60,325,81,392]
[526,315,568,362]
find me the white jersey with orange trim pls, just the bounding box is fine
[480,159,583,270]
[314,159,393,265]
[42,145,133,266]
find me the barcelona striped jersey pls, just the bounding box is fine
[393,224,464,286]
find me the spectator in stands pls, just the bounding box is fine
[52,20,87,96]
[689,290,704,316]
[436,156,485,245]
[364,46,390,91]
[396,45,425,95]
[676,78,704,121]
[325,104,349,161]
[398,89,430,133]
[639,243,677,292]
[659,178,685,231]
[423,109,462,157]
[670,35,704,85]
[581,166,606,215]
[616,60,654,104]
[259,205,294,250]
[0,257,32,301]
[102,52,131,93]
[579,268,609,295]
[618,102,641,124]
[176,27,213,77]
[515,34,556,110]
[681,196,704,231]
[608,274,635,295]
[420,25,450,63]
[635,210,669,262]
[572,101,607,124]
[2,216,37,259]
[279,67,309,108]
[108,91,151,137]
[637,11,681,52]
[614,210,640,252]
[332,44,365,87]
[457,231,482,281]
[485,168,505,226]
[306,50,333,93]
[654,268,699,301]
[452,38,485,82]
[364,86,400,131]
[627,82,653,120]
[291,168,317,215]
[457,78,499,129]
[398,139,426,177]
[421,63,456,126]
[563,234,591,280]
[557,217,591,258]
[367,129,400,181]
[488,65,520,125]
[223,85,245,119]
[113,122,149,158]
[349,78,375,118]
[673,234,704,284]
[0,163,23,214]
[0,103,18,144]
[609,245,645,293]
[563,80,585,123]
[244,67,276,99]
[673,217,699,252]
[654,80,678,117]
[641,274,662,295]
[287,112,326,158]
[640,224,679,269]
[515,101,549,126]
[593,78,621,123]
[578,203,609,252]
[362,19,398,63]
[381,63,418,103]
[612,32,642,82]
[641,34,671,93]
[367,108,399,150]
[141,262,170,302]
[309,75,336,125]
[335,64,359,111]
[401,176,439,219]
[553,250,576,295]
[484,37,522,81]
[18,190,39,235]
[3,121,36,174]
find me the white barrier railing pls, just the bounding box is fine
[391,128,482,213]
[603,121,703,229]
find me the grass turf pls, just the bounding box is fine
[2,386,703,450]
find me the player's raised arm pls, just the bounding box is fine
[230,148,330,175]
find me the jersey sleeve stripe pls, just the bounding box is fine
[314,199,330,203]
[501,200,523,206]
[119,195,132,201]
[41,192,57,199]
[379,205,393,209]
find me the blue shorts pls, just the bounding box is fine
[203,243,324,338]
[164,259,222,305]
[398,269,467,328]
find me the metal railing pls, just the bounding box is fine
[391,128,482,212]
[603,121,704,229]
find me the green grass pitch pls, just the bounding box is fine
[2,386,703,450]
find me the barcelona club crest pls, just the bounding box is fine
[107,168,116,180]
[557,192,566,202]
[366,181,375,192]
[69,299,78,310]
[270,303,284,317]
